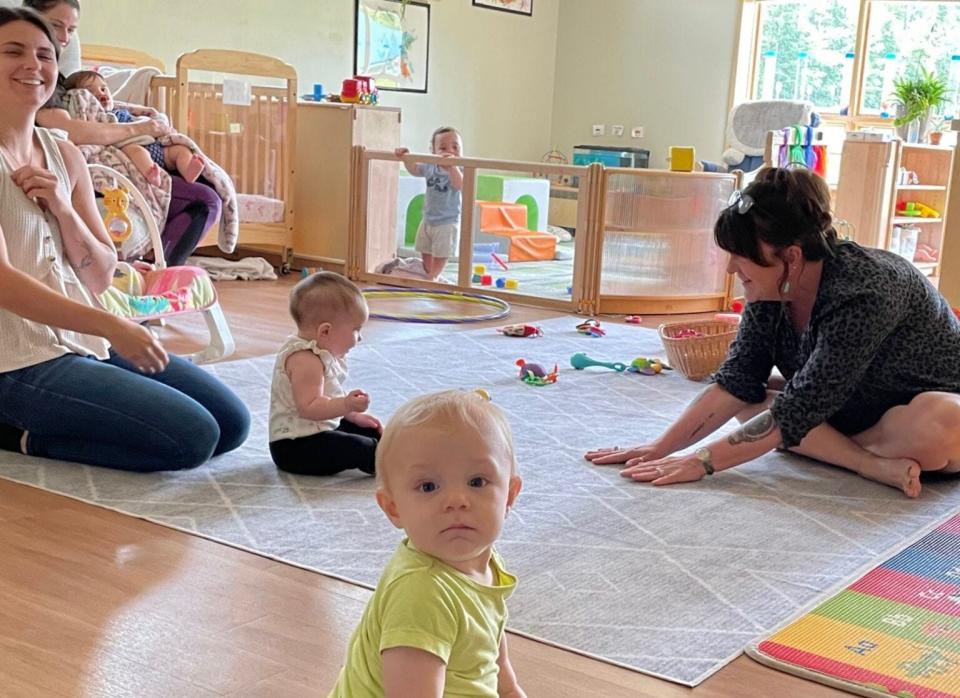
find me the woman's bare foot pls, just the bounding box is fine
[181,154,205,183]
[857,457,922,498]
[143,163,163,187]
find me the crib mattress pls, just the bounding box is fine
[237,194,285,224]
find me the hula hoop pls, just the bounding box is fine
[363,288,511,324]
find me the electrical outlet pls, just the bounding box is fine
[631,126,644,138]
[612,124,624,137]
[592,124,605,137]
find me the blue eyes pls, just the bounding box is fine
[416,478,488,493]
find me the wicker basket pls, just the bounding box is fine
[658,320,738,381]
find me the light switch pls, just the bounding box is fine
[592,124,605,136]
[631,126,644,138]
[612,125,624,137]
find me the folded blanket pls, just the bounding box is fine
[65,89,239,257]
[186,255,278,281]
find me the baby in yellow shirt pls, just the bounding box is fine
[328,389,525,697]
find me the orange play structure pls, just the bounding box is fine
[474,201,557,262]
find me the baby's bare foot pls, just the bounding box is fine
[144,163,162,187]
[858,457,921,498]
[182,154,205,183]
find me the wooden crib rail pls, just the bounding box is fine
[176,49,297,81]
[81,44,165,71]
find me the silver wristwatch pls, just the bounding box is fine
[695,446,715,476]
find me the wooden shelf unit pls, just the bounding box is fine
[835,139,956,283]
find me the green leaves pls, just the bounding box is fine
[891,67,949,126]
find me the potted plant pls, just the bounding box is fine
[891,67,949,143]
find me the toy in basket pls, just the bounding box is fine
[658,320,738,381]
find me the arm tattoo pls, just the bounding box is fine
[77,242,93,269]
[728,411,776,445]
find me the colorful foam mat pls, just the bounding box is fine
[747,513,960,697]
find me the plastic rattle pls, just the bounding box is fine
[624,315,643,324]
[102,185,132,245]
[576,319,606,337]
[569,352,627,372]
[498,323,543,338]
[516,358,558,386]
[628,357,672,375]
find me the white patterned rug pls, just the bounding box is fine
[3,317,959,686]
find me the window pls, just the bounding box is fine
[860,3,960,117]
[753,0,858,112]
[741,1,960,122]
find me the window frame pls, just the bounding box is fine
[734,0,960,132]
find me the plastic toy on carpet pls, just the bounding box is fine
[570,352,627,372]
[516,358,558,386]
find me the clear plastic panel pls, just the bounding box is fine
[462,169,575,301]
[600,173,735,297]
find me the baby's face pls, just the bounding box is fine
[432,131,462,158]
[313,311,364,359]
[84,76,112,109]
[377,416,520,578]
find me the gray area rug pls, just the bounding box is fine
[3,317,960,686]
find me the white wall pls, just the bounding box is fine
[549,0,740,169]
[77,0,560,161]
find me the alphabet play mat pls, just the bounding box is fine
[748,511,960,697]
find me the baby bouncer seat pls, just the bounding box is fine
[701,100,820,173]
[90,164,235,364]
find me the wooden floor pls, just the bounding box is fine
[0,275,848,697]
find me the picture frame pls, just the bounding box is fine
[472,0,533,17]
[354,0,430,93]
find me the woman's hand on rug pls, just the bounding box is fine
[619,454,706,485]
[584,442,667,466]
[106,318,169,374]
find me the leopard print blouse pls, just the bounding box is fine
[713,242,960,448]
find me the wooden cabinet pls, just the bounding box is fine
[293,103,401,264]
[835,138,956,286]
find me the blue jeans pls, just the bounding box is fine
[0,352,250,472]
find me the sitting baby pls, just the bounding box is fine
[64,70,205,187]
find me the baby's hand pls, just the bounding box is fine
[344,389,370,413]
[347,413,382,433]
[394,147,409,158]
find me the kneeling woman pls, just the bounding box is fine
[586,166,960,497]
[0,8,249,471]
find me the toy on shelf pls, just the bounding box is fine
[576,319,606,337]
[669,146,696,172]
[516,358,558,386]
[628,357,672,375]
[498,324,543,338]
[624,315,643,324]
[570,352,627,372]
[102,185,132,245]
[340,75,378,105]
[897,201,940,218]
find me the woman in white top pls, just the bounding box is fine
[0,7,249,470]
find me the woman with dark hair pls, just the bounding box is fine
[0,7,249,470]
[586,167,960,497]
[25,0,220,267]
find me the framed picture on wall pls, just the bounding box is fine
[472,0,533,17]
[355,0,430,93]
